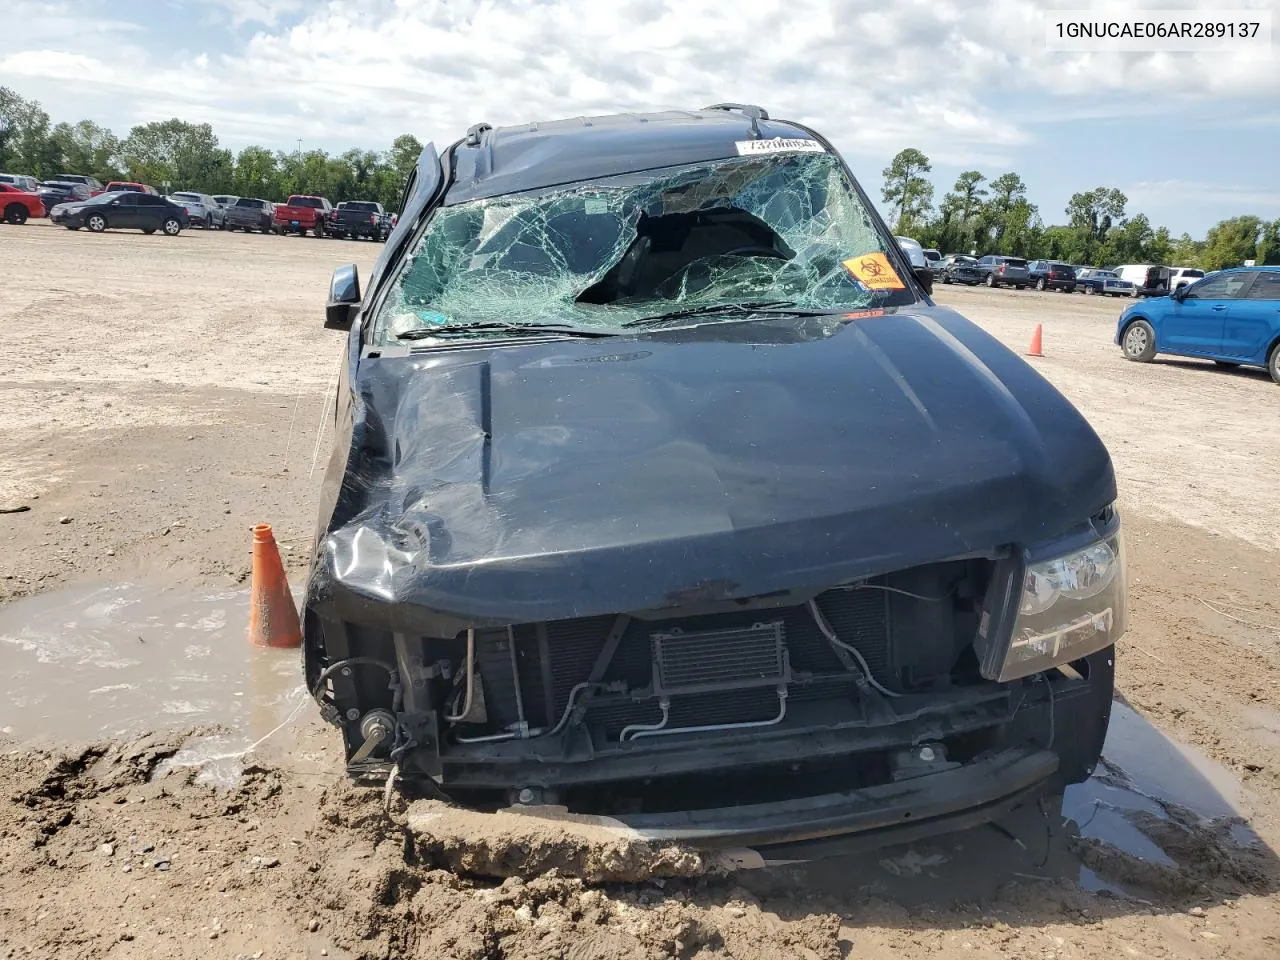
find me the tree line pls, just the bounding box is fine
[3,85,1276,269]
[881,147,1280,272]
[0,86,420,210]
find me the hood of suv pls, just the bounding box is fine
[309,305,1115,625]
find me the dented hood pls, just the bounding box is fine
[308,306,1115,628]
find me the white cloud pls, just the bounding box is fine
[1,0,1276,221]
[1,0,1039,164]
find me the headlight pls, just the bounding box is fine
[979,519,1127,683]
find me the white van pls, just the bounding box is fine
[1113,264,1172,297]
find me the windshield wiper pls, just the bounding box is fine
[397,321,616,340]
[621,300,842,328]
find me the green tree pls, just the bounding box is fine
[931,170,987,253]
[979,174,1037,254]
[0,86,56,177]
[120,119,229,191]
[1041,225,1077,261]
[232,145,279,199]
[389,133,424,183]
[341,148,379,190]
[324,155,357,201]
[1170,232,1204,267]
[48,120,121,182]
[1148,226,1174,266]
[1201,215,1263,271]
[1065,187,1127,264]
[1255,219,1280,266]
[986,172,1027,212]
[1098,212,1153,266]
[997,200,1042,256]
[880,147,934,234]
[370,165,407,211]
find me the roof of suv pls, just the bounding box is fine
[445,108,823,204]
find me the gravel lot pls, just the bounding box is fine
[2,223,1279,959]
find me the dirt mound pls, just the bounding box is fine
[403,799,739,883]
[0,737,845,959]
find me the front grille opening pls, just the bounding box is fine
[561,751,895,816]
[432,558,999,748]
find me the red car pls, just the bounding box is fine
[0,182,45,223]
[104,181,159,195]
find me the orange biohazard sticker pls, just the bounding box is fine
[842,252,905,291]
[842,308,886,320]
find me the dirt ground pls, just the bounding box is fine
[2,224,1279,959]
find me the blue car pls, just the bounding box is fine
[1117,266,1280,383]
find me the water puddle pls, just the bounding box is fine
[0,581,308,786]
[752,699,1263,905]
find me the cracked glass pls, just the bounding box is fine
[373,151,910,343]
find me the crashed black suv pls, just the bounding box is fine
[305,105,1126,856]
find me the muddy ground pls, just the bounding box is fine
[2,224,1279,958]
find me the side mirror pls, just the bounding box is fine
[913,265,934,295]
[325,263,361,330]
[1172,284,1188,301]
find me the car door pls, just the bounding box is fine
[1157,272,1244,357]
[138,194,170,229]
[105,193,141,228]
[1223,270,1278,363]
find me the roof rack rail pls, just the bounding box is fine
[464,123,492,146]
[702,103,770,121]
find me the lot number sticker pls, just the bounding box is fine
[842,253,905,290]
[734,138,826,156]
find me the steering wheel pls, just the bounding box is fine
[719,245,789,260]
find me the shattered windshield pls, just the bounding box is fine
[373,151,914,343]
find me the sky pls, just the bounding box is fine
[2,0,1277,237]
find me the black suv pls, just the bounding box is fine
[1028,261,1077,293]
[307,105,1126,859]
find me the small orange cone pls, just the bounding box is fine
[1027,323,1044,358]
[247,523,303,648]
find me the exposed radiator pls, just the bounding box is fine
[468,587,891,740]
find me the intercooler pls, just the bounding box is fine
[466,587,893,745]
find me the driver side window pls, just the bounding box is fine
[1185,273,1249,299]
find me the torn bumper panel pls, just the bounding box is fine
[612,746,1057,850]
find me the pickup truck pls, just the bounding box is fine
[274,195,332,236]
[325,200,390,241]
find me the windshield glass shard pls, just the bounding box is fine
[374,152,914,343]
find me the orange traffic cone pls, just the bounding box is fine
[247,523,302,648]
[1027,323,1043,358]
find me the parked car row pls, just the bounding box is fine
[926,255,1211,300]
[0,174,398,242]
[272,195,392,240]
